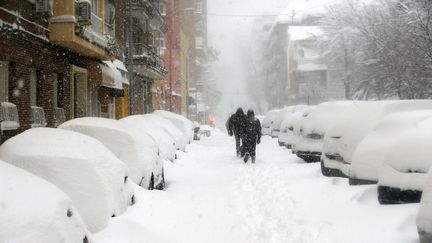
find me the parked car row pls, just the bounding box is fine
[263,100,432,242]
[0,110,194,243]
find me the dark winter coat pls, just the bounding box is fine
[243,117,262,143]
[226,109,247,137]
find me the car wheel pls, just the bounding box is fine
[148,174,155,190]
[155,169,165,190]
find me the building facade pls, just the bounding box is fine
[0,0,165,144]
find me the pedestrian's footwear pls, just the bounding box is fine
[236,151,241,157]
[251,156,255,163]
[244,153,249,163]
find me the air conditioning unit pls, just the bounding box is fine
[35,0,53,15]
[77,0,92,26]
[0,102,20,131]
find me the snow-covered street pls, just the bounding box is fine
[94,131,420,243]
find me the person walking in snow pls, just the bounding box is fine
[226,108,247,157]
[241,109,261,163]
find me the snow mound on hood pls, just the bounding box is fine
[0,128,131,232]
[59,117,158,187]
[0,160,92,243]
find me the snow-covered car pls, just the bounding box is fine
[272,105,307,140]
[278,106,310,148]
[261,109,281,136]
[142,114,187,152]
[350,110,432,186]
[59,117,163,190]
[153,109,194,144]
[377,117,432,204]
[0,128,134,233]
[121,115,177,161]
[295,101,354,163]
[199,124,213,137]
[322,100,432,179]
[0,160,93,243]
[417,169,432,243]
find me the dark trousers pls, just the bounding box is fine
[241,137,257,157]
[235,133,241,155]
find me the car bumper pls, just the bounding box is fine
[296,151,321,163]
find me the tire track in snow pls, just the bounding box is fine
[231,163,334,243]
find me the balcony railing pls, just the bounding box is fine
[81,13,108,48]
[91,13,103,34]
[104,22,115,37]
[54,107,66,127]
[0,102,19,131]
[130,43,166,75]
[30,106,47,128]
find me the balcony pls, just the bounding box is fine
[81,13,108,48]
[48,0,112,60]
[129,43,166,80]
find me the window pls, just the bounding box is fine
[91,0,98,14]
[52,73,58,108]
[159,3,166,16]
[88,85,100,117]
[0,61,8,103]
[29,68,37,106]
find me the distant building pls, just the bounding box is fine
[287,25,345,105]
[263,0,346,108]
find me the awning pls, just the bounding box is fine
[100,61,123,90]
[113,59,128,73]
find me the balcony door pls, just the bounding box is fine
[70,66,88,118]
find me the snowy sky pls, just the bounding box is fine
[207,0,290,119]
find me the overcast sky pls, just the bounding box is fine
[207,0,290,120]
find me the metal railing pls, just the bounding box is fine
[104,22,115,37]
[91,13,103,34]
[30,106,47,128]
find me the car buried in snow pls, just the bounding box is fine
[278,106,311,148]
[261,109,281,136]
[59,117,164,190]
[121,115,177,162]
[0,128,134,233]
[350,109,432,186]
[377,116,432,204]
[417,168,432,243]
[153,109,195,145]
[295,101,354,163]
[142,113,187,152]
[0,160,93,243]
[322,100,432,179]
